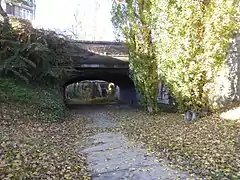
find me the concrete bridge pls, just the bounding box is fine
[67,40,129,67]
[63,40,138,104]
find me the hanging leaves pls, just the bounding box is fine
[111,0,160,113]
[154,0,240,112]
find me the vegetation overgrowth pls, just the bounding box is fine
[112,0,240,115]
[0,78,67,122]
[0,17,73,85]
[112,0,160,113]
[0,13,91,179]
[0,1,239,179]
[154,0,240,113]
[0,15,75,122]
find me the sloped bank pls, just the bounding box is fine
[0,78,92,179]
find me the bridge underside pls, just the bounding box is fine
[64,68,133,87]
[64,68,138,104]
[64,40,138,104]
[68,40,129,69]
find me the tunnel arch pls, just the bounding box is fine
[63,69,138,104]
[63,69,135,88]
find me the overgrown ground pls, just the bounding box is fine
[1,78,240,179]
[108,107,240,179]
[0,78,93,179]
[0,78,69,122]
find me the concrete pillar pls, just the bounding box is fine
[119,87,138,105]
[63,86,66,100]
[115,86,120,100]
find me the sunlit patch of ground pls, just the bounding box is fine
[110,108,240,179]
[220,106,240,122]
[0,103,94,179]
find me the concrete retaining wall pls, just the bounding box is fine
[210,34,240,108]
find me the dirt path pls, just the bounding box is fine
[75,105,197,180]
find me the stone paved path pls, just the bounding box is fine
[79,106,197,180]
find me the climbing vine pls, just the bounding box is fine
[154,0,240,114]
[111,0,160,112]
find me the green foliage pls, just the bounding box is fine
[0,77,67,122]
[111,0,160,113]
[66,82,115,103]
[154,0,240,112]
[0,16,75,123]
[0,17,73,86]
[112,0,240,113]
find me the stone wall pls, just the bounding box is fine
[210,34,240,108]
[157,83,171,104]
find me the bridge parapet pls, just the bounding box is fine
[72,63,128,69]
[68,40,129,62]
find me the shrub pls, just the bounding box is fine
[0,17,74,86]
[154,0,240,114]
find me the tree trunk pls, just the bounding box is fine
[97,83,102,97]
[191,111,200,120]
[147,106,153,113]
[90,82,95,99]
[0,0,9,25]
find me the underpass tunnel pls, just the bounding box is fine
[63,71,139,105]
[65,80,121,104]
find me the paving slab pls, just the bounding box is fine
[80,108,197,180]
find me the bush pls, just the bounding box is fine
[154,0,240,114]
[0,17,74,122]
[0,17,74,85]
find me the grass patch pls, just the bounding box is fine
[112,109,240,179]
[0,77,67,122]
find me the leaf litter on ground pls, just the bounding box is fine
[0,103,96,180]
[107,107,240,180]
[1,103,240,179]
